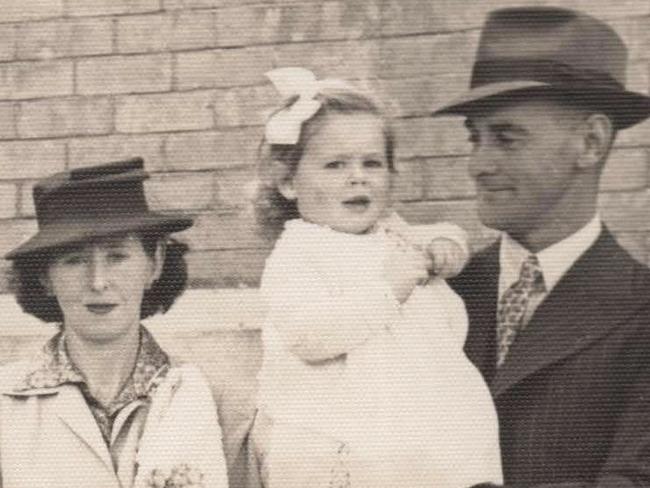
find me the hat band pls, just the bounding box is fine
[471,59,624,92]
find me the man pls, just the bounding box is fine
[435,7,650,488]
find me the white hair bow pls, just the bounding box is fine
[264,67,353,145]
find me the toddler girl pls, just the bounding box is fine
[254,67,502,488]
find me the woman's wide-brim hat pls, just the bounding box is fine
[431,7,650,129]
[5,158,193,260]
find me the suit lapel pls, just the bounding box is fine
[492,230,645,397]
[54,385,115,474]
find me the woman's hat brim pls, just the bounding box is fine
[5,213,193,260]
[431,81,650,129]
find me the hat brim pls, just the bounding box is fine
[5,213,193,260]
[431,81,650,129]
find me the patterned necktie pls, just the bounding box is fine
[497,254,545,367]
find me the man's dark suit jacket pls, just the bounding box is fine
[450,229,650,488]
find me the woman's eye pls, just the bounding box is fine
[107,252,128,263]
[324,161,344,169]
[364,159,385,168]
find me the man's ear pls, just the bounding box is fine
[278,176,297,201]
[576,113,614,170]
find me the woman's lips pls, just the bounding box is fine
[85,304,117,315]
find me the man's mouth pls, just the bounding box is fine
[85,304,117,315]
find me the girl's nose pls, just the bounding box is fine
[348,162,367,184]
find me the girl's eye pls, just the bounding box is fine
[325,161,344,169]
[364,159,386,169]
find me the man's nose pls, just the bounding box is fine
[468,144,498,179]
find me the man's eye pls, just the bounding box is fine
[496,133,517,145]
[467,132,479,145]
[325,161,344,169]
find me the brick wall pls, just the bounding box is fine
[0,1,648,373]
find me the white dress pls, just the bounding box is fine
[257,217,502,488]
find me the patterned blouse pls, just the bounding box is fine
[14,327,170,444]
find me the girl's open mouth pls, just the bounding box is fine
[86,304,117,315]
[342,196,371,212]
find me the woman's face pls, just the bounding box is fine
[42,234,163,345]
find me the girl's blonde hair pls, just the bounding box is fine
[254,84,396,240]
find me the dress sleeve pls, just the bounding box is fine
[261,237,400,364]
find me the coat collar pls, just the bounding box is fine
[8,326,170,400]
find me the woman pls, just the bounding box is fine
[1,158,228,488]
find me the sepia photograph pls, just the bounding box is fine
[0,1,648,487]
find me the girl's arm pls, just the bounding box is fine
[261,246,400,363]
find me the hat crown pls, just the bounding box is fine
[474,7,627,88]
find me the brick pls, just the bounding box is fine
[394,117,470,160]
[187,249,269,288]
[0,184,17,219]
[395,199,499,251]
[598,190,649,232]
[600,149,647,192]
[0,220,38,261]
[380,0,452,36]
[145,172,214,211]
[289,0,380,41]
[392,160,425,202]
[18,97,112,138]
[213,85,276,128]
[380,31,479,79]
[16,18,112,60]
[163,0,226,8]
[115,90,215,133]
[0,25,16,61]
[215,5,279,47]
[379,72,471,118]
[19,181,36,217]
[0,103,16,140]
[183,210,269,251]
[117,11,216,54]
[214,166,257,210]
[77,54,172,95]
[65,0,160,17]
[274,39,380,79]
[68,134,165,171]
[0,61,73,100]
[0,140,66,179]
[0,0,63,22]
[165,128,262,171]
[422,156,476,200]
[616,117,650,148]
[176,47,274,90]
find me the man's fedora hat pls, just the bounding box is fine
[432,7,650,129]
[5,158,193,260]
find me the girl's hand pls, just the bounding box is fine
[426,237,468,278]
[383,239,430,303]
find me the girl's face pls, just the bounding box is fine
[42,234,163,346]
[280,112,392,234]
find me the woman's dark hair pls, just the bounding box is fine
[9,232,189,324]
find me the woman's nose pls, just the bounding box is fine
[88,255,109,292]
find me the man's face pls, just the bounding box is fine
[465,98,584,242]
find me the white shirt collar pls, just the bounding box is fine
[499,214,603,295]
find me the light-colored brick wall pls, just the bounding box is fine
[0,0,648,317]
